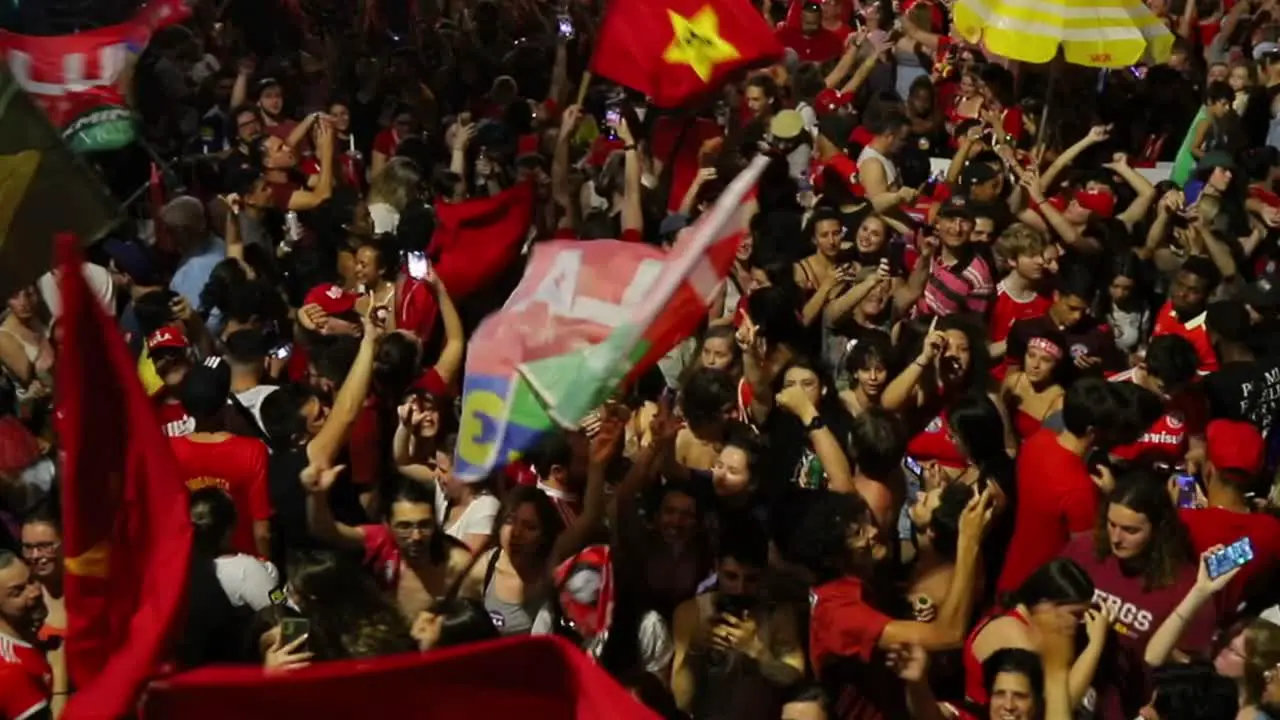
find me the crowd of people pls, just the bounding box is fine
[9,0,1280,717]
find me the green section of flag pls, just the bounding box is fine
[519,332,653,428]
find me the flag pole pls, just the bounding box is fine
[575,71,591,105]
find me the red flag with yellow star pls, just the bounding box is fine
[589,0,784,107]
[54,235,192,718]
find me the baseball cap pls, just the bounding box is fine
[178,357,233,420]
[814,88,852,115]
[1073,188,1116,219]
[102,237,159,286]
[1206,419,1266,476]
[770,110,805,141]
[936,195,973,220]
[145,326,190,354]
[659,214,690,238]
[304,283,358,317]
[960,161,1000,188]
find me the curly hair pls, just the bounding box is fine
[288,550,417,661]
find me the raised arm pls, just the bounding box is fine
[301,463,366,550]
[1039,125,1110,193]
[307,302,382,468]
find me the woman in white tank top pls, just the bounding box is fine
[0,287,53,403]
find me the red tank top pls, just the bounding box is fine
[1013,409,1043,441]
[962,607,1030,706]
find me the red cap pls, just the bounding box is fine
[850,125,875,148]
[1074,188,1116,219]
[145,326,190,353]
[304,283,358,316]
[815,88,852,115]
[1207,419,1266,476]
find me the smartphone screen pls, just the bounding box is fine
[605,106,621,139]
[280,617,310,647]
[556,13,575,38]
[1174,474,1198,509]
[406,250,430,280]
[272,343,293,360]
[1206,537,1254,580]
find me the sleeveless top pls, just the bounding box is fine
[857,146,900,188]
[962,607,1030,706]
[0,326,44,402]
[482,549,541,636]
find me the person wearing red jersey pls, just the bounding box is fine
[997,378,1134,594]
[1151,256,1221,374]
[776,3,845,64]
[170,359,272,558]
[988,224,1051,366]
[0,552,57,720]
[147,325,198,438]
[1109,334,1207,469]
[1005,265,1124,385]
[1177,419,1280,621]
[801,486,994,720]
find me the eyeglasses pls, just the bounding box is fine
[21,541,60,556]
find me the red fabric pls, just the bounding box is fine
[360,523,401,592]
[169,435,271,557]
[0,633,51,720]
[650,116,723,212]
[813,152,865,198]
[774,25,844,63]
[154,393,195,438]
[808,576,903,720]
[905,409,967,469]
[590,0,784,108]
[373,128,400,158]
[348,399,383,487]
[402,182,537,339]
[1152,300,1219,373]
[996,428,1097,594]
[1180,507,1280,620]
[989,286,1051,344]
[1108,376,1207,466]
[962,608,1029,706]
[412,367,450,398]
[0,415,40,474]
[54,236,193,720]
[140,636,659,720]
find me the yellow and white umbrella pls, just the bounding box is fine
[953,0,1174,68]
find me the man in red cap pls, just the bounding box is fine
[146,326,197,437]
[1179,419,1280,619]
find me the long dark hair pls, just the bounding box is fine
[288,549,417,661]
[1000,557,1095,612]
[1095,472,1193,591]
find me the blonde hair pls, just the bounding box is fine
[1242,619,1280,703]
[367,157,422,212]
[994,223,1048,269]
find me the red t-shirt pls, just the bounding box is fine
[1151,300,1219,374]
[348,398,383,488]
[1062,532,1216,719]
[997,428,1098,594]
[1108,369,1207,466]
[988,282,1051,344]
[361,523,401,592]
[154,392,195,438]
[1179,507,1280,619]
[0,633,50,720]
[809,576,903,720]
[774,26,844,64]
[170,435,272,557]
[373,128,400,158]
[650,117,723,213]
[267,178,300,212]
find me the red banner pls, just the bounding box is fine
[0,0,191,151]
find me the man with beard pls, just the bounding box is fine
[303,471,472,622]
[671,523,806,720]
[0,551,55,720]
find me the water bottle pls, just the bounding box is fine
[285,211,303,244]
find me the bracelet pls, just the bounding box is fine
[913,359,930,368]
[623,144,638,152]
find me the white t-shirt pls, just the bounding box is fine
[368,202,401,235]
[235,385,280,434]
[435,492,500,542]
[214,554,280,611]
[39,264,115,318]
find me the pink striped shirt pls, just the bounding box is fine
[915,253,995,318]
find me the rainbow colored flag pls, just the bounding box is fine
[453,155,768,480]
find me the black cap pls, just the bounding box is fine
[178,358,232,420]
[960,161,1000,187]
[936,195,973,220]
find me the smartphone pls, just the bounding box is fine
[556,12,575,39]
[406,250,431,281]
[280,617,310,647]
[1174,473,1198,509]
[903,455,923,479]
[272,343,293,360]
[1205,537,1254,580]
[605,105,621,139]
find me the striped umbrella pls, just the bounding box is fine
[952,0,1174,68]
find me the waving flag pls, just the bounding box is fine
[589,0,783,107]
[54,235,192,718]
[0,0,191,151]
[454,155,768,480]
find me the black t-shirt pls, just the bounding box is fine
[1205,358,1280,438]
[1007,314,1124,384]
[267,446,368,571]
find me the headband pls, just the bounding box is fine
[1028,336,1063,360]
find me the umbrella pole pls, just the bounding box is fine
[1036,56,1058,150]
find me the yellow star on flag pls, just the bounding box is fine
[662,6,741,82]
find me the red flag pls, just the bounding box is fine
[399,182,535,340]
[53,235,192,719]
[141,636,659,720]
[589,0,784,108]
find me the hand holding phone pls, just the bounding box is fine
[1203,538,1253,582]
[1174,473,1199,509]
[406,250,431,281]
[556,12,575,39]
